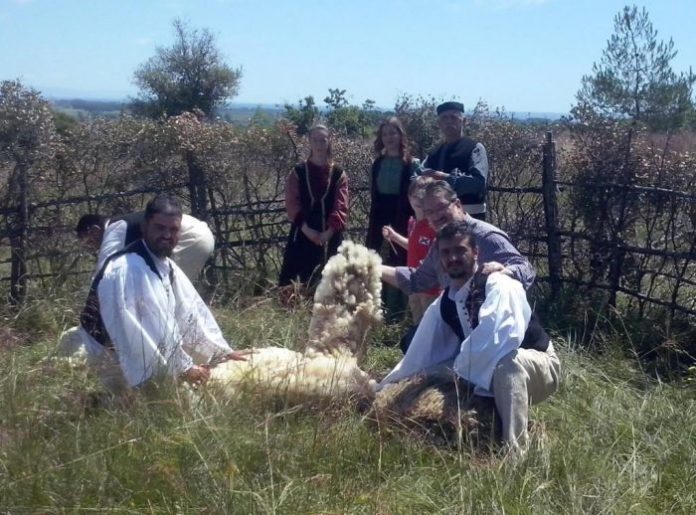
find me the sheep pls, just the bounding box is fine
[208,240,383,401]
[367,371,499,447]
[210,241,497,447]
[57,238,496,445]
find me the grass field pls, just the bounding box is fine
[1,295,695,514]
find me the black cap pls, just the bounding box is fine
[436,101,464,115]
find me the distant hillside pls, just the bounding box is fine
[49,98,564,125]
[49,98,286,125]
[217,104,285,125]
[52,98,126,112]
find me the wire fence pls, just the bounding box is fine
[2,126,695,334]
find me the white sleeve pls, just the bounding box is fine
[96,220,127,273]
[453,272,530,392]
[98,255,193,387]
[170,261,232,363]
[379,296,456,387]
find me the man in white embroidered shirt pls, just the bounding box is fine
[78,194,246,393]
[379,221,561,450]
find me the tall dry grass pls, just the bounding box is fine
[0,294,694,513]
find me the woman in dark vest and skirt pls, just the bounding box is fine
[365,117,420,321]
[279,125,349,287]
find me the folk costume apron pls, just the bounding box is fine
[278,161,344,287]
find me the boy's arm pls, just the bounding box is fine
[382,226,408,250]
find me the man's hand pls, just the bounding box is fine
[219,350,253,362]
[421,169,449,180]
[480,261,506,275]
[181,365,211,385]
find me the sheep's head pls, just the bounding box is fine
[307,241,383,361]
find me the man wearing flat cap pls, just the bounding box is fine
[419,101,489,221]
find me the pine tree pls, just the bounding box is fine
[575,5,694,130]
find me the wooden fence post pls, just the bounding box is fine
[541,131,562,300]
[9,163,29,305]
[186,151,209,221]
[184,150,218,291]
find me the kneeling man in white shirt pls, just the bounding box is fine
[379,221,561,450]
[77,194,245,392]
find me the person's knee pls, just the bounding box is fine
[186,229,215,261]
[197,225,215,255]
[493,351,527,388]
[174,229,215,278]
[542,356,562,399]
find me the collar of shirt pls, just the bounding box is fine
[142,241,173,281]
[447,265,480,337]
[448,275,473,303]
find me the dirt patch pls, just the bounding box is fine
[0,326,30,351]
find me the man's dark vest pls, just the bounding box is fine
[80,239,168,348]
[109,212,145,246]
[439,273,549,352]
[295,162,343,232]
[426,137,484,206]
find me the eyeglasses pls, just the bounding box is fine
[423,200,454,218]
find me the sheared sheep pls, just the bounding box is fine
[211,241,497,446]
[58,239,496,444]
[208,240,383,401]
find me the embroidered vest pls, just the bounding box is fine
[80,239,170,348]
[295,162,343,232]
[426,137,484,207]
[439,273,549,352]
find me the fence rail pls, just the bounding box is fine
[1,130,694,333]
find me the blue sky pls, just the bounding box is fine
[0,0,693,113]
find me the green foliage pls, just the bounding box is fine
[393,93,441,157]
[2,81,694,357]
[283,95,319,135]
[326,104,369,137]
[556,108,696,356]
[248,106,277,128]
[0,80,62,302]
[323,88,381,137]
[0,80,57,168]
[50,109,79,136]
[52,99,125,119]
[283,89,382,137]
[131,19,242,119]
[323,87,349,110]
[575,5,695,130]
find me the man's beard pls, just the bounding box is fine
[446,262,473,279]
[150,241,175,258]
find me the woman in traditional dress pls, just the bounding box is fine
[365,117,420,320]
[278,125,348,287]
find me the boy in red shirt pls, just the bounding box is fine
[382,177,440,324]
